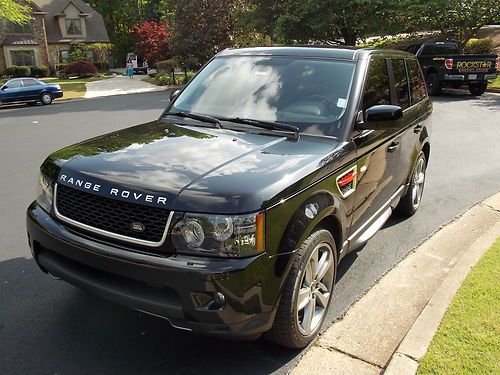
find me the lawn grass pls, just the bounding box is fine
[1,76,110,99]
[489,75,500,89]
[417,238,500,375]
[41,76,109,99]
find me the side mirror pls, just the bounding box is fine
[169,89,180,102]
[1,86,7,90]
[358,105,403,130]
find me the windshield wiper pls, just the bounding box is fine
[222,117,300,140]
[167,111,221,128]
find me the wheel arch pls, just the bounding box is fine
[425,67,438,77]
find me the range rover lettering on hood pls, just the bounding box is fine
[57,172,168,208]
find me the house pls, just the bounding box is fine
[0,0,110,71]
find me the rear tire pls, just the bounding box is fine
[396,152,427,217]
[266,229,337,348]
[426,73,442,96]
[469,82,487,96]
[40,92,53,105]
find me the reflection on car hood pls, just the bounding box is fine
[48,119,338,213]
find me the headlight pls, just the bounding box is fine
[171,212,265,257]
[36,173,53,213]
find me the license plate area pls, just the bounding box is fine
[468,74,477,80]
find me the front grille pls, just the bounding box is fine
[55,184,171,244]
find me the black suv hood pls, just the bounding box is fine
[46,120,338,213]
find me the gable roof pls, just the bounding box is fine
[33,0,110,43]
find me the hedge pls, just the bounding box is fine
[29,65,49,78]
[4,65,31,77]
[64,60,98,77]
[464,38,494,54]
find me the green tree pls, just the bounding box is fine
[275,0,388,45]
[86,0,177,65]
[407,0,500,52]
[0,0,32,24]
[170,0,235,69]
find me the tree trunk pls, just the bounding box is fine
[341,29,357,46]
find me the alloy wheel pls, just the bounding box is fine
[411,157,425,209]
[296,242,335,336]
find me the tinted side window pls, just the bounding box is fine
[406,59,426,105]
[363,59,391,110]
[22,79,40,87]
[391,59,410,110]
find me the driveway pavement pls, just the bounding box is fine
[84,75,166,98]
[0,90,499,375]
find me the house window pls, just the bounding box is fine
[65,19,82,35]
[10,50,36,66]
[60,50,69,63]
[0,19,32,34]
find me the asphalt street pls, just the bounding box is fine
[0,90,499,375]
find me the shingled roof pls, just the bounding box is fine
[34,0,110,43]
[3,35,39,46]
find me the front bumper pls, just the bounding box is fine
[52,90,64,99]
[27,203,277,339]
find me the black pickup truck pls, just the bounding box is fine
[405,41,498,96]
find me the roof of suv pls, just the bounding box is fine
[218,46,414,60]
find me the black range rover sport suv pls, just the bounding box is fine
[27,47,432,348]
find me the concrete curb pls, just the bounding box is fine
[384,194,500,375]
[291,193,500,375]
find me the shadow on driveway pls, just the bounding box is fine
[0,256,300,375]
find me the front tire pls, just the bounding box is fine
[267,229,337,348]
[469,82,487,96]
[396,152,427,217]
[40,92,53,105]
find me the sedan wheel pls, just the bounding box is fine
[40,93,53,105]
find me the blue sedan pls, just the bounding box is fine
[0,78,63,106]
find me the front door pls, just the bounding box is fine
[0,79,24,103]
[348,58,404,241]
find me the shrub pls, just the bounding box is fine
[156,74,174,86]
[68,42,90,62]
[29,65,49,78]
[93,62,110,72]
[4,65,31,77]
[54,63,68,71]
[464,38,494,54]
[64,61,98,77]
[156,57,180,73]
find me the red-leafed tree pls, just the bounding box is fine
[129,21,171,64]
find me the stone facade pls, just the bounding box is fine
[1,0,109,73]
[32,14,50,67]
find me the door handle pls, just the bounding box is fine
[387,141,400,153]
[414,124,423,133]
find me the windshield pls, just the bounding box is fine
[167,56,356,137]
